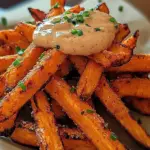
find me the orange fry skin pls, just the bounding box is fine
[15,22,36,42]
[0,45,44,97]
[45,76,126,150]
[108,54,150,73]
[97,3,109,14]
[111,78,150,99]
[0,50,66,121]
[28,8,46,22]
[31,91,64,150]
[77,60,103,99]
[95,76,150,148]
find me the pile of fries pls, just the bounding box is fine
[0,0,150,150]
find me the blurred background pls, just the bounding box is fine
[0,0,150,20]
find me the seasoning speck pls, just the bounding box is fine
[86,109,95,114]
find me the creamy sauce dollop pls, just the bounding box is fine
[33,10,117,56]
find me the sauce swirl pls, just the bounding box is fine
[33,10,118,56]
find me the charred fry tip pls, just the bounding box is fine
[133,30,140,38]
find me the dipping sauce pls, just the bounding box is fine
[33,10,118,56]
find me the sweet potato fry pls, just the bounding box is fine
[95,76,150,148]
[77,60,103,99]
[0,44,44,97]
[97,3,109,14]
[45,76,126,150]
[108,54,150,72]
[0,30,29,49]
[51,0,66,7]
[11,124,96,150]
[0,54,17,73]
[69,56,88,74]
[28,8,46,22]
[0,50,66,121]
[90,31,139,68]
[0,44,16,56]
[126,97,150,115]
[111,78,150,98]
[47,7,65,18]
[115,24,130,43]
[69,5,85,13]
[0,113,17,133]
[15,22,36,42]
[31,91,64,150]
[51,99,66,119]
[56,58,71,77]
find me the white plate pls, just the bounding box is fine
[0,0,150,150]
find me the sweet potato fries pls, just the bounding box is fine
[0,0,150,150]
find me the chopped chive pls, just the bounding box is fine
[26,21,34,25]
[90,8,94,11]
[55,45,60,50]
[52,18,61,24]
[39,53,45,60]
[109,17,117,23]
[86,109,95,114]
[85,24,91,27]
[94,28,101,32]
[1,17,7,27]
[82,11,90,17]
[15,47,25,55]
[63,16,69,20]
[110,132,118,141]
[53,2,60,8]
[77,29,83,36]
[13,59,21,67]
[118,6,124,12]
[71,29,77,35]
[64,11,71,15]
[76,15,84,23]
[18,81,26,91]
[70,86,76,93]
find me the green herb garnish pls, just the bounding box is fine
[52,18,61,24]
[53,2,60,8]
[71,29,78,35]
[94,28,101,32]
[76,15,84,23]
[1,17,7,27]
[18,81,26,91]
[82,11,90,17]
[16,47,25,55]
[86,109,95,114]
[85,24,91,27]
[71,29,83,36]
[77,29,83,36]
[110,132,118,141]
[13,59,21,67]
[98,0,102,2]
[64,11,71,15]
[70,86,76,93]
[118,6,124,12]
[109,17,117,23]
[39,53,45,60]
